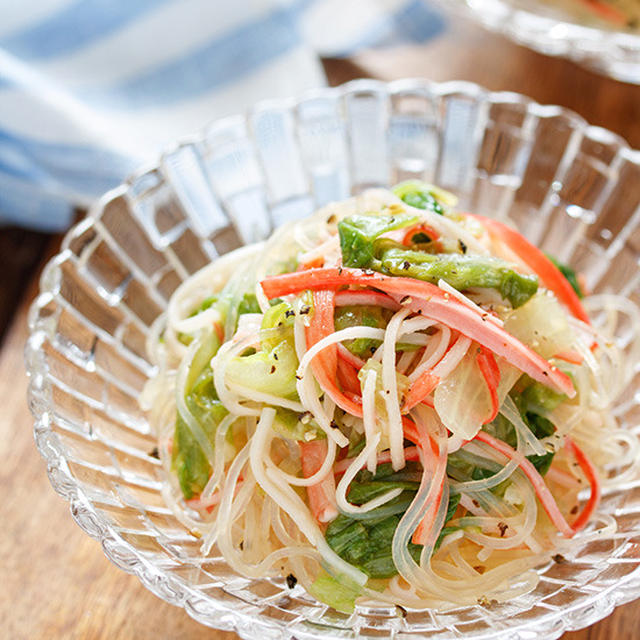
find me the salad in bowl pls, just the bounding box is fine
[26,79,640,639]
[143,181,639,613]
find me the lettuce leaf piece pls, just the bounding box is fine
[514,388,557,476]
[226,338,299,398]
[260,300,296,351]
[483,413,517,448]
[172,364,229,499]
[173,415,209,500]
[512,382,559,440]
[519,378,566,413]
[225,297,304,401]
[308,571,362,613]
[355,461,423,484]
[445,492,462,521]
[187,286,257,338]
[261,300,295,331]
[379,246,538,308]
[478,385,558,480]
[524,411,555,439]
[334,305,390,357]
[237,292,261,315]
[171,330,230,499]
[271,408,324,442]
[392,181,446,215]
[191,294,218,316]
[547,254,583,298]
[347,431,367,457]
[392,180,458,214]
[338,212,420,268]
[347,481,420,504]
[177,295,222,346]
[326,514,410,579]
[528,451,554,476]
[325,471,460,579]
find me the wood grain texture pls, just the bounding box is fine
[2,17,640,638]
[0,227,52,345]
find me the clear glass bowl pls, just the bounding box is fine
[26,79,640,639]
[438,0,640,83]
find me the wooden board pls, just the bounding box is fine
[0,227,52,344]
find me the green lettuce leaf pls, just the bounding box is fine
[338,212,420,268]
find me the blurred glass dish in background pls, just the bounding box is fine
[436,0,640,82]
[537,0,640,30]
[27,79,640,639]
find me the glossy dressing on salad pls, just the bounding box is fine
[141,183,640,612]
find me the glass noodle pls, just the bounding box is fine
[143,185,640,612]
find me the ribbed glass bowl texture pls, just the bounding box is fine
[439,0,640,83]
[26,79,640,639]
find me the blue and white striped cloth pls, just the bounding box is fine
[0,0,445,231]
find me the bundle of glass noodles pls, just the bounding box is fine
[142,182,640,612]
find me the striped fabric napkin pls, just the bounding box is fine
[0,0,445,231]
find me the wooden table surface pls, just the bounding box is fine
[2,12,640,639]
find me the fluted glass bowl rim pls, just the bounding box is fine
[25,78,640,640]
[437,0,640,83]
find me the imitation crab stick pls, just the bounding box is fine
[403,335,471,412]
[476,346,501,424]
[554,350,584,365]
[402,416,600,539]
[402,372,440,413]
[401,223,441,247]
[475,430,574,537]
[337,343,366,370]
[305,290,363,417]
[407,415,448,546]
[334,289,400,310]
[565,437,601,532]
[261,268,575,398]
[474,431,600,538]
[186,480,244,513]
[472,215,591,325]
[300,439,338,523]
[337,357,362,396]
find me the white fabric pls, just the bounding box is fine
[0,0,446,230]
